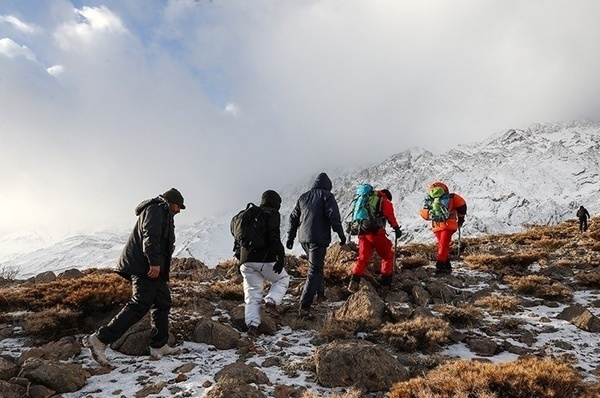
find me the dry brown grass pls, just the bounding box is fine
[379,317,452,352]
[209,280,244,301]
[22,307,80,339]
[0,271,130,313]
[474,295,520,313]
[504,275,573,302]
[399,255,429,269]
[432,304,483,328]
[464,252,544,274]
[388,357,587,398]
[301,389,362,398]
[316,315,360,343]
[575,270,600,288]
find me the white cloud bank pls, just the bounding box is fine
[0,0,600,237]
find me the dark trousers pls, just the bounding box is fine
[98,275,171,348]
[580,218,588,232]
[300,243,327,309]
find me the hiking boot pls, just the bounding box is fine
[83,333,108,366]
[150,344,180,359]
[315,293,327,304]
[444,260,453,274]
[247,325,261,338]
[264,299,279,316]
[298,307,314,320]
[347,280,360,293]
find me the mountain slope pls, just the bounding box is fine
[3,120,600,278]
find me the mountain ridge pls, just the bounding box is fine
[3,120,600,278]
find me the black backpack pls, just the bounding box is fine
[230,203,269,251]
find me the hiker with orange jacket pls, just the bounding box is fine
[348,188,401,293]
[420,182,467,275]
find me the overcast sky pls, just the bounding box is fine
[1,0,600,236]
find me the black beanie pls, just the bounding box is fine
[161,188,186,209]
[381,189,392,201]
[261,190,281,210]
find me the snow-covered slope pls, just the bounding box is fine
[3,121,600,278]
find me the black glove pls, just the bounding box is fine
[393,226,402,240]
[458,218,465,228]
[273,258,284,274]
[286,239,294,250]
[338,233,346,246]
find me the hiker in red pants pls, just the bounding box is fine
[348,188,401,293]
[420,182,467,275]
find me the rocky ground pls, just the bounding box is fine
[2,218,600,397]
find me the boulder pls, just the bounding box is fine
[315,339,408,391]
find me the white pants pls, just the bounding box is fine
[240,261,290,328]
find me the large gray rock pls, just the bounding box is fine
[315,339,409,391]
[215,362,269,385]
[0,357,18,381]
[19,358,88,393]
[193,318,240,350]
[205,377,265,398]
[334,283,385,329]
[557,304,600,332]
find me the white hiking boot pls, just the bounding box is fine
[150,344,180,359]
[83,333,108,366]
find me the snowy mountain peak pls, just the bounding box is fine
[2,121,600,278]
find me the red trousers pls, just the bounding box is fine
[353,231,394,277]
[434,229,455,262]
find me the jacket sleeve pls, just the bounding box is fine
[381,197,400,228]
[141,205,166,268]
[325,194,345,237]
[420,195,431,220]
[287,201,300,241]
[268,211,285,261]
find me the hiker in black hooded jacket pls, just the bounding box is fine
[83,188,185,365]
[286,172,346,318]
[577,205,591,233]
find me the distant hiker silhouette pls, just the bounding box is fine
[577,205,591,233]
[420,182,467,275]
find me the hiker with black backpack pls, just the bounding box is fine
[231,190,289,337]
[577,205,591,233]
[420,182,467,275]
[347,186,401,294]
[286,172,346,319]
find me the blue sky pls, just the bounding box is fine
[1,0,600,236]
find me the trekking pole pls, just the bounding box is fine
[457,227,462,258]
[393,235,399,270]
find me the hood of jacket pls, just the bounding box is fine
[260,190,282,210]
[134,197,168,216]
[311,172,332,191]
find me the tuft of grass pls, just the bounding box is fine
[433,304,483,328]
[316,315,359,343]
[0,271,130,313]
[474,295,520,313]
[379,317,452,353]
[22,307,80,339]
[388,357,586,398]
[504,275,573,302]
[575,270,600,288]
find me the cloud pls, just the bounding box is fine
[0,14,40,34]
[1,0,600,237]
[0,37,36,60]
